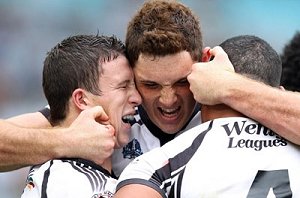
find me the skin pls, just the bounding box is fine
[0,49,198,172]
[114,46,300,198]
[0,106,114,172]
[85,55,142,148]
[114,184,163,198]
[134,51,197,134]
[0,56,141,172]
[188,46,300,144]
[6,112,52,128]
[113,108,244,198]
[60,55,141,171]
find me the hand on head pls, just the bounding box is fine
[201,47,212,62]
[187,46,235,105]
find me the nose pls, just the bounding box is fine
[159,86,177,107]
[129,87,142,106]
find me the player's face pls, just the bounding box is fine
[91,55,141,148]
[134,51,197,134]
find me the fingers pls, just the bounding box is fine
[104,124,115,136]
[209,46,228,60]
[84,106,110,122]
[201,47,211,62]
[201,46,229,64]
[209,46,234,72]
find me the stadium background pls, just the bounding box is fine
[0,0,299,197]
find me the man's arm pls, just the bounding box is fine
[188,46,300,144]
[6,111,51,128]
[221,75,300,144]
[114,184,163,198]
[0,106,115,172]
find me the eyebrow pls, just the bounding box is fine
[118,79,133,86]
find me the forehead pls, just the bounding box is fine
[100,55,133,81]
[134,51,194,83]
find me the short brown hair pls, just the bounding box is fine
[126,0,203,66]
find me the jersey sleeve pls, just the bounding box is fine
[116,123,209,198]
[116,148,170,198]
[21,160,95,198]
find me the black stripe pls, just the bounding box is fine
[39,107,50,120]
[82,164,100,190]
[176,167,185,198]
[41,160,54,198]
[169,183,175,198]
[66,160,96,191]
[73,158,112,177]
[170,120,213,175]
[95,170,108,192]
[150,120,213,196]
[61,158,113,192]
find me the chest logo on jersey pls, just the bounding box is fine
[122,138,143,159]
[91,191,113,198]
[221,120,288,151]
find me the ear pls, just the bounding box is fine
[201,47,212,62]
[72,88,91,111]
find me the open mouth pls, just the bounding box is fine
[158,107,180,118]
[122,115,137,126]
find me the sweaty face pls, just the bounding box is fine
[134,51,197,134]
[90,55,141,148]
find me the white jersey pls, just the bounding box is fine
[116,117,300,198]
[39,105,201,178]
[112,106,201,177]
[21,158,117,198]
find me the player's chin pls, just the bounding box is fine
[115,134,131,148]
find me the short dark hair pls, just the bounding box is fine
[220,35,282,87]
[280,31,300,91]
[43,34,125,125]
[126,0,203,67]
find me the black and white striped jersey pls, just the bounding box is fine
[39,105,201,178]
[116,117,300,198]
[21,158,117,198]
[112,106,201,177]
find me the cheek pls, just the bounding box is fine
[179,88,196,107]
[137,87,157,99]
[106,98,124,115]
[177,86,194,97]
[175,87,196,106]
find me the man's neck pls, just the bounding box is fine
[138,104,200,146]
[201,104,245,123]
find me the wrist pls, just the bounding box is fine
[49,127,73,159]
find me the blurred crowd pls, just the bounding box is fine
[0,0,299,197]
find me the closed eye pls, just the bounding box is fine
[118,80,130,89]
[176,78,189,86]
[143,82,159,89]
[119,80,136,89]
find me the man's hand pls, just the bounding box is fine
[62,106,115,165]
[187,46,235,105]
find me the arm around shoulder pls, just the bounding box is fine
[0,119,67,172]
[6,111,51,128]
[0,106,116,172]
[188,46,300,145]
[221,74,300,145]
[114,184,164,198]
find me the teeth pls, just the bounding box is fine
[122,115,136,126]
[161,108,178,114]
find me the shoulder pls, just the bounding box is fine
[22,159,116,197]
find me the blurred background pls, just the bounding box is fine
[0,0,299,197]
